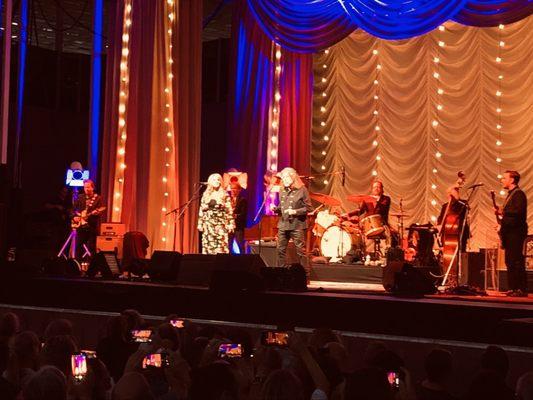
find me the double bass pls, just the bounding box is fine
[437,171,468,286]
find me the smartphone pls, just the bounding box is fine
[218,343,243,359]
[142,353,170,369]
[81,350,97,359]
[170,319,185,329]
[261,331,289,347]
[71,353,88,381]
[387,372,400,389]
[131,329,153,343]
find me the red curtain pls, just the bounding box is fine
[101,0,202,253]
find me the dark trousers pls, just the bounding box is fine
[277,229,308,272]
[229,229,245,254]
[76,226,96,259]
[503,233,527,291]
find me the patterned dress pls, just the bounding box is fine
[198,189,235,254]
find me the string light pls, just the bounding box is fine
[158,0,178,247]
[373,41,381,178]
[111,0,134,222]
[431,23,446,218]
[495,24,504,196]
[312,47,331,187]
[265,42,282,214]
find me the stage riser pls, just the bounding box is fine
[1,274,532,347]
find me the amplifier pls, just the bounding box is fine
[96,236,124,259]
[100,223,126,237]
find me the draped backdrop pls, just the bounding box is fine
[229,0,532,241]
[311,18,533,249]
[101,0,202,253]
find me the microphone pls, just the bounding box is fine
[299,175,315,180]
[467,182,484,189]
[341,166,345,187]
[198,182,209,185]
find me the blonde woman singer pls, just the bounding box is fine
[197,173,235,254]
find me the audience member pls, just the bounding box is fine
[261,369,304,400]
[0,312,20,345]
[43,318,74,342]
[517,371,533,400]
[97,315,136,383]
[416,348,457,400]
[40,334,78,377]
[3,331,40,388]
[464,369,515,400]
[22,365,67,400]
[112,372,155,400]
[344,367,393,400]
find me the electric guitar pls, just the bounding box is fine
[71,207,106,229]
[490,190,502,243]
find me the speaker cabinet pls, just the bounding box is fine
[209,254,266,292]
[383,261,437,295]
[177,254,217,286]
[149,251,182,281]
[87,251,120,279]
[247,240,297,267]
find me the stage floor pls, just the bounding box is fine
[1,270,532,347]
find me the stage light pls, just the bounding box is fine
[321,150,326,155]
[373,110,378,115]
[433,168,438,174]
[435,151,442,158]
[271,121,278,128]
[320,106,326,112]
[323,64,327,69]
[324,49,329,54]
[321,165,326,170]
[323,180,328,185]
[431,199,437,206]
[499,24,505,30]
[496,108,501,113]
[495,57,502,63]
[496,90,502,97]
[437,88,444,95]
[372,49,378,55]
[437,105,443,110]
[275,50,281,59]
[376,155,381,161]
[372,170,378,176]
[496,140,502,146]
[438,25,445,32]
[323,135,329,141]
[321,77,327,83]
[496,157,502,163]
[431,184,437,190]
[498,75,503,80]
[433,72,440,79]
[374,95,379,100]
[275,92,281,101]
[373,79,379,85]
[375,126,380,131]
[433,57,440,63]
[320,121,326,126]
[438,41,445,47]
[432,120,439,127]
[372,140,378,146]
[376,64,382,70]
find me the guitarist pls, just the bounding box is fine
[72,179,104,258]
[495,170,528,297]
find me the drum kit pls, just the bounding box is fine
[310,192,403,264]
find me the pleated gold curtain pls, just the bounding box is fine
[311,18,532,249]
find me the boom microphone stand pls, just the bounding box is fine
[165,183,204,252]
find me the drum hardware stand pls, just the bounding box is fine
[165,183,203,252]
[398,198,405,248]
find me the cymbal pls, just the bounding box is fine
[310,192,341,207]
[346,194,376,203]
[391,212,410,217]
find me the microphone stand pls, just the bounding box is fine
[165,183,204,252]
[253,185,275,262]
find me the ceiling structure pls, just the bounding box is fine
[2,0,232,54]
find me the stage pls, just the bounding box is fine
[1,266,532,348]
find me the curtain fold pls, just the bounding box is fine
[228,0,312,225]
[101,0,202,253]
[246,0,532,52]
[311,18,533,249]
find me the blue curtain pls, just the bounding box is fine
[247,0,532,52]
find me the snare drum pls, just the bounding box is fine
[360,214,385,238]
[321,225,364,261]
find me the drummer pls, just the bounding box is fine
[344,180,391,225]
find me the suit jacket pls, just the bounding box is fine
[274,186,312,230]
[501,186,528,239]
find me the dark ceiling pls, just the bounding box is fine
[2,0,232,54]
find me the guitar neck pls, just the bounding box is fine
[490,191,500,225]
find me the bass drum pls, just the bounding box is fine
[321,225,364,261]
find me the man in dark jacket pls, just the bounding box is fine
[271,167,312,269]
[497,170,528,297]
